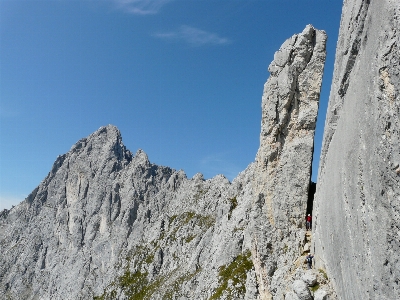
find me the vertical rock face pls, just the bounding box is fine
[255,25,327,229]
[313,1,400,299]
[252,25,327,299]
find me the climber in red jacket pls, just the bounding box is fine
[306,214,312,230]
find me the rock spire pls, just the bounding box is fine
[251,25,327,299]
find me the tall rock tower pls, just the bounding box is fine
[252,25,327,299]
[313,1,400,299]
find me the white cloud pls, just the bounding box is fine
[113,0,172,15]
[154,25,231,46]
[0,195,25,211]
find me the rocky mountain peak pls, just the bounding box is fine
[132,149,150,167]
[71,124,131,163]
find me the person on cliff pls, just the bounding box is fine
[306,214,312,230]
[306,254,314,269]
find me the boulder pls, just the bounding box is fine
[314,289,328,300]
[303,243,310,253]
[301,270,317,286]
[285,291,301,300]
[292,279,312,300]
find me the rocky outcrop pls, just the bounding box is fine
[313,0,400,299]
[252,25,327,299]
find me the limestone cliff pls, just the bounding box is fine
[0,25,328,300]
[252,25,328,299]
[313,0,400,299]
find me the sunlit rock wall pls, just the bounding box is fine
[313,1,400,299]
[252,24,327,299]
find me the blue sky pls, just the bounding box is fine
[0,0,343,210]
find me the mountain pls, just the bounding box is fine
[0,24,329,300]
[2,0,399,299]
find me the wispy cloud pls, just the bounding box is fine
[154,25,231,46]
[113,0,172,15]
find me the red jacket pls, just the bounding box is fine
[306,215,312,222]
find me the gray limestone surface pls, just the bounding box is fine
[301,271,317,287]
[313,289,328,300]
[284,291,300,300]
[252,24,327,300]
[313,0,400,299]
[0,125,258,299]
[292,280,312,300]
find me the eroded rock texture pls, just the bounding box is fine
[0,125,259,299]
[313,1,400,299]
[252,25,327,299]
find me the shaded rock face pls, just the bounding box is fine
[252,25,327,299]
[313,1,400,299]
[0,25,327,300]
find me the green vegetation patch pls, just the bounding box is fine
[210,250,253,300]
[144,252,155,264]
[163,268,202,299]
[119,268,165,300]
[94,211,216,300]
[169,211,215,228]
[94,266,165,300]
[233,226,244,233]
[169,215,177,223]
[182,211,196,225]
[167,212,215,242]
[310,283,320,292]
[319,268,328,280]
[94,244,164,300]
[184,234,196,243]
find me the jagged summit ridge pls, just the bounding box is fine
[47,125,131,182]
[0,121,256,299]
